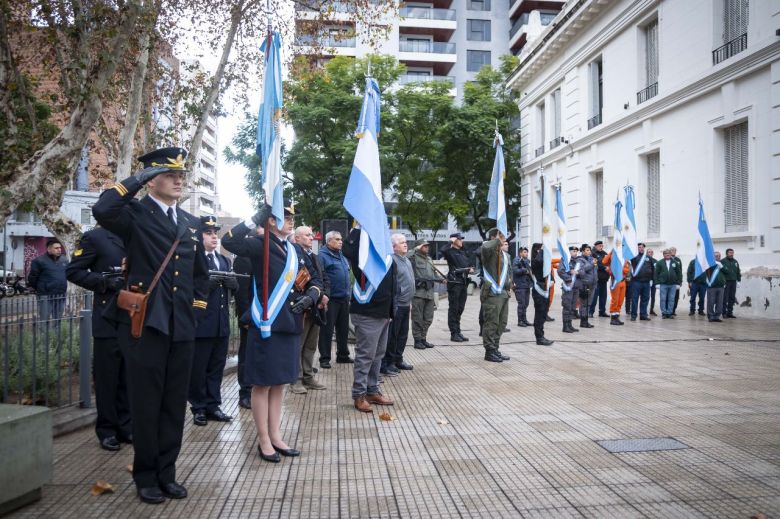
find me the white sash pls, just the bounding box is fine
[531,273,549,297]
[352,256,393,303]
[706,264,721,288]
[250,244,299,339]
[631,253,648,277]
[483,251,509,295]
[561,262,580,292]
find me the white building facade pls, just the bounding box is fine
[507,0,780,318]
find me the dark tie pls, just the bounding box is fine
[167,207,175,226]
[207,253,217,271]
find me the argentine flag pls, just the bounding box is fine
[554,185,569,271]
[694,197,716,278]
[610,199,625,288]
[487,131,508,237]
[541,176,554,281]
[256,31,285,229]
[622,185,638,261]
[343,77,392,289]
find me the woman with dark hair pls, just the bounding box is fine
[530,243,554,346]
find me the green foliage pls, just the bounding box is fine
[226,54,521,238]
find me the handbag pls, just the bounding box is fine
[116,239,180,339]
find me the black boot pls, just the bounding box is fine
[610,315,624,325]
[413,340,427,350]
[562,321,573,333]
[580,317,594,329]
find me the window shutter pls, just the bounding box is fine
[589,62,598,117]
[595,171,603,239]
[645,20,658,86]
[647,152,661,238]
[538,103,546,147]
[552,89,561,139]
[725,122,748,232]
[724,0,749,42]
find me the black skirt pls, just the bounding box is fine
[244,328,301,386]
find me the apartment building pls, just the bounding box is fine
[508,0,780,317]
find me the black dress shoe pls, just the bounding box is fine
[496,351,510,361]
[320,360,332,369]
[503,328,511,333]
[517,321,527,327]
[137,486,165,504]
[640,316,651,321]
[336,357,354,364]
[458,333,469,341]
[100,436,121,451]
[257,445,281,463]
[424,340,435,348]
[193,411,207,426]
[159,482,187,499]
[545,315,555,322]
[689,311,695,316]
[238,397,252,409]
[484,352,503,363]
[599,312,609,317]
[536,337,554,346]
[272,444,301,457]
[395,361,414,370]
[451,334,465,342]
[206,409,233,422]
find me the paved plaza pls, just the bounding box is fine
[9,295,780,518]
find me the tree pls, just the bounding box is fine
[440,56,521,240]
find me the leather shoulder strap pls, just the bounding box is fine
[147,239,180,294]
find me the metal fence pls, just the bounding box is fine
[1,290,241,409]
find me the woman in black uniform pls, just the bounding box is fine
[222,204,322,462]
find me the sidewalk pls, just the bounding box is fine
[9,295,780,518]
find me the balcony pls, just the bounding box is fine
[509,10,557,53]
[398,40,456,74]
[712,33,747,65]
[400,7,455,21]
[549,136,562,150]
[398,74,454,85]
[295,34,357,56]
[535,145,544,157]
[587,113,602,130]
[636,82,658,105]
[509,0,566,19]
[398,6,456,40]
[398,40,455,54]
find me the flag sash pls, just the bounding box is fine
[352,255,393,303]
[250,245,298,338]
[483,251,509,295]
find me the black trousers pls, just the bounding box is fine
[383,305,410,366]
[532,290,549,339]
[119,324,193,489]
[93,337,131,441]
[673,285,680,313]
[446,283,468,334]
[589,280,608,315]
[318,298,350,362]
[649,284,656,312]
[514,287,530,323]
[189,336,229,414]
[624,281,633,314]
[724,280,737,315]
[237,326,251,400]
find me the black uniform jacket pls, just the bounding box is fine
[343,228,396,319]
[221,222,323,335]
[65,227,126,339]
[195,252,232,339]
[91,176,210,342]
[233,254,252,320]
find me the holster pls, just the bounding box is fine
[294,266,311,292]
[116,288,149,339]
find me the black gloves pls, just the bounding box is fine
[135,166,169,185]
[102,276,125,293]
[251,204,273,227]
[222,276,239,292]
[208,278,222,291]
[290,295,313,314]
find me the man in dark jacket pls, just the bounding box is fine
[92,147,210,505]
[706,251,729,322]
[189,216,236,427]
[589,241,609,317]
[654,248,682,318]
[441,232,473,342]
[28,238,68,321]
[343,228,396,413]
[66,227,131,451]
[317,231,352,368]
[629,243,654,321]
[530,243,553,346]
[512,247,532,327]
[290,226,331,394]
[686,259,707,316]
[721,248,741,318]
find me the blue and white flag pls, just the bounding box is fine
[610,199,625,288]
[694,197,717,279]
[622,185,638,261]
[343,77,392,289]
[256,31,285,229]
[541,177,554,282]
[487,131,508,238]
[554,185,569,271]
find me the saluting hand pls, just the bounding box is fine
[135,166,169,185]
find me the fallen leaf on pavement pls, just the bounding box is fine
[379,412,395,421]
[126,464,133,473]
[437,419,450,425]
[91,480,114,496]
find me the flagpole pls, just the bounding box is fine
[262,3,272,322]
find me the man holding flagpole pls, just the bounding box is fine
[530,174,555,346]
[694,196,728,323]
[343,73,397,413]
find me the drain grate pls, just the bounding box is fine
[597,437,689,453]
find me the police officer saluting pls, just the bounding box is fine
[66,226,132,451]
[92,147,210,504]
[189,216,236,426]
